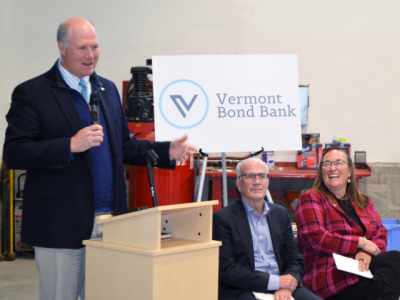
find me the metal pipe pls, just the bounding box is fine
[195,149,209,202]
[222,152,228,207]
[266,190,274,203]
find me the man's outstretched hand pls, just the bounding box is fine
[169,134,198,163]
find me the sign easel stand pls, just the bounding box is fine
[195,148,273,206]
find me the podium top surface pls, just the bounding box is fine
[97,200,219,224]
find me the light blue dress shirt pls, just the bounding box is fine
[57,59,91,96]
[242,199,280,291]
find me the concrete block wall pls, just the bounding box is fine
[359,163,400,219]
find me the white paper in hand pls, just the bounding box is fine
[333,253,373,278]
[253,292,294,300]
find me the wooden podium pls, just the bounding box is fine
[83,200,222,300]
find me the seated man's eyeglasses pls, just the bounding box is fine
[238,173,269,180]
[321,160,348,168]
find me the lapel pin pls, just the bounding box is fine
[101,87,105,91]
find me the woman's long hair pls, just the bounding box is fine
[313,146,369,209]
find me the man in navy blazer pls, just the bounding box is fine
[213,158,321,300]
[3,17,197,300]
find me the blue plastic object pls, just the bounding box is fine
[382,219,400,225]
[382,219,400,251]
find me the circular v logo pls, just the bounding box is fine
[159,80,209,129]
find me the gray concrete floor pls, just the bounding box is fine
[0,252,84,300]
[0,252,38,300]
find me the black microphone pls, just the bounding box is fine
[89,93,100,125]
[146,150,159,207]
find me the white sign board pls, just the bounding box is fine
[153,55,302,153]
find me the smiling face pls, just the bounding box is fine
[236,159,269,205]
[321,150,352,198]
[58,18,99,79]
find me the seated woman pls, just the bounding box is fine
[295,146,400,300]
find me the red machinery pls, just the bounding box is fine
[123,63,194,208]
[124,77,195,208]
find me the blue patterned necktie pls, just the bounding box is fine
[79,79,89,104]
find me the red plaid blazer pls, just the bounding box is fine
[295,189,387,299]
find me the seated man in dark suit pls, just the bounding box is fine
[213,158,322,300]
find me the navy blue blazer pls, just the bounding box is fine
[213,199,304,300]
[3,63,174,249]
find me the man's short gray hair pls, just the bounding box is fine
[236,157,267,178]
[236,161,243,178]
[57,22,70,46]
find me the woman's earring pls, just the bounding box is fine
[347,177,351,183]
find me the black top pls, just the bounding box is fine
[335,197,366,235]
